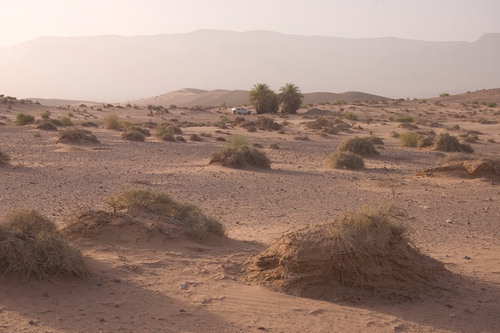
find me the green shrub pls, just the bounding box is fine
[60,116,74,126]
[399,131,419,147]
[344,112,358,120]
[40,111,50,119]
[226,134,248,149]
[328,151,364,169]
[0,210,88,280]
[395,115,414,123]
[337,137,379,156]
[210,146,271,169]
[103,114,121,129]
[16,113,35,125]
[106,189,225,240]
[433,133,474,153]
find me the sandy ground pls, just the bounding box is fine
[0,96,499,332]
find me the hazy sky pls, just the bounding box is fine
[1,0,500,47]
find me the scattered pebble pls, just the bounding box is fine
[464,256,471,260]
[114,278,121,283]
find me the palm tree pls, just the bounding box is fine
[279,83,303,114]
[249,83,279,114]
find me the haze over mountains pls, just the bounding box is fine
[1,30,499,102]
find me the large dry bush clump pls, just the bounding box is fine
[121,126,148,141]
[399,131,419,147]
[242,206,448,301]
[0,210,88,280]
[0,150,10,165]
[37,120,58,131]
[337,136,379,156]
[255,117,282,131]
[209,135,271,169]
[433,133,474,153]
[210,146,271,169]
[105,189,225,240]
[328,151,364,170]
[57,128,100,144]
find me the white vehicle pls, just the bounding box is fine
[232,107,251,115]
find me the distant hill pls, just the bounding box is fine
[132,88,390,108]
[430,88,500,104]
[1,30,500,101]
[25,98,99,107]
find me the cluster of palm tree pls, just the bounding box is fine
[249,83,304,114]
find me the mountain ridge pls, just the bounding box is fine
[1,30,499,101]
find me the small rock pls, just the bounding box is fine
[179,309,186,313]
[28,320,36,326]
[41,293,49,297]
[113,278,121,283]
[445,219,453,224]
[179,283,189,290]
[464,256,471,260]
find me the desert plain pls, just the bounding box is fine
[0,90,499,333]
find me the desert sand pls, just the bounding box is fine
[0,92,499,333]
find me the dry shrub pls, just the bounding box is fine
[328,151,364,170]
[0,210,88,280]
[37,120,58,131]
[81,121,98,128]
[337,136,379,156]
[268,143,280,149]
[368,136,384,145]
[210,146,271,169]
[433,133,474,153]
[255,117,282,131]
[57,128,99,144]
[122,128,145,141]
[242,206,448,301]
[0,150,11,165]
[189,134,202,142]
[417,136,435,148]
[103,189,225,240]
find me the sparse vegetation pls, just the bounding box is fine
[154,123,183,141]
[210,146,271,169]
[249,83,279,114]
[105,189,225,240]
[328,151,364,170]
[337,136,379,156]
[16,113,35,125]
[0,210,88,280]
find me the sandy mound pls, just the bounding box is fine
[417,159,500,179]
[242,207,450,301]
